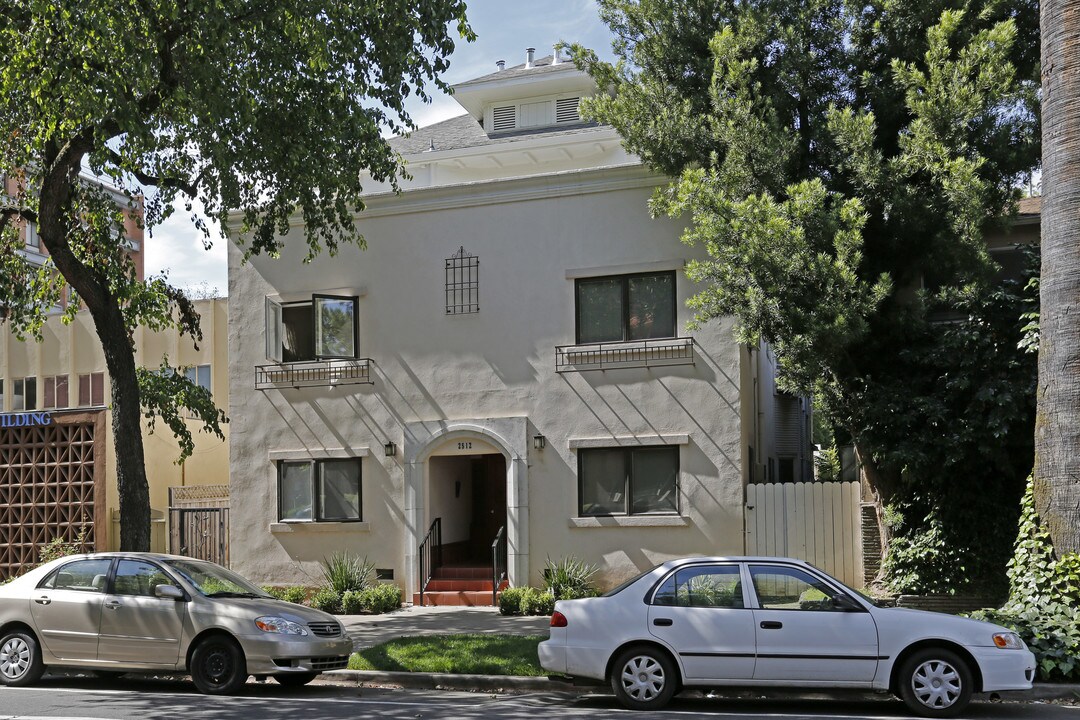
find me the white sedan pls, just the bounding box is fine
[538,557,1035,717]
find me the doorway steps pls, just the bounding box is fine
[413,565,509,607]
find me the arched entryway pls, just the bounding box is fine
[403,418,529,606]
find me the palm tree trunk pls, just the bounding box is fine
[1035,0,1080,554]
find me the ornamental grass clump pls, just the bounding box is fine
[321,551,376,595]
[543,555,600,600]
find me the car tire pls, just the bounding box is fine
[0,630,45,687]
[897,647,974,718]
[610,645,678,711]
[190,636,248,695]
[274,672,318,687]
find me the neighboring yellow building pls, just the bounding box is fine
[0,298,229,578]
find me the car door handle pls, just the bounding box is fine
[653,618,673,627]
[104,600,123,610]
[760,621,783,630]
[34,596,51,606]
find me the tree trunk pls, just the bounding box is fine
[1035,0,1080,555]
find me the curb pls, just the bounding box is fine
[324,671,1080,703]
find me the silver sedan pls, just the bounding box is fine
[0,552,352,694]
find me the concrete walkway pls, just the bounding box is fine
[338,605,551,651]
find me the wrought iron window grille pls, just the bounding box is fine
[445,246,479,315]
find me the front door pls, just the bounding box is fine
[29,557,113,661]
[96,559,186,666]
[647,563,756,681]
[748,564,879,683]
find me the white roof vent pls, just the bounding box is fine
[525,47,535,69]
[552,45,562,65]
[496,60,505,71]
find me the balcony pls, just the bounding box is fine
[255,359,374,390]
[555,337,696,373]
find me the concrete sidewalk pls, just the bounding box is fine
[329,606,1080,703]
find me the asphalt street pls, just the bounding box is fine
[0,676,1076,720]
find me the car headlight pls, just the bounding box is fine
[992,632,1024,649]
[255,616,309,636]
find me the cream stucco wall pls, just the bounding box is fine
[227,166,747,593]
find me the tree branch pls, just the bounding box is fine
[103,148,200,197]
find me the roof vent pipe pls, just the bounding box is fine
[552,45,562,65]
[525,47,535,69]
[496,59,505,71]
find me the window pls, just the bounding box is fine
[42,558,113,592]
[13,377,36,411]
[24,220,38,250]
[653,565,744,608]
[0,378,4,411]
[266,294,358,362]
[114,559,173,597]
[446,247,479,314]
[278,458,362,522]
[184,365,211,391]
[576,272,676,344]
[42,375,69,409]
[749,565,850,611]
[78,372,105,406]
[578,446,679,516]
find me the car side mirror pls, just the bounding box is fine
[832,595,862,612]
[155,584,185,601]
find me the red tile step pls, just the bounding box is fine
[424,579,496,592]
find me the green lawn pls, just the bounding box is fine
[348,634,546,676]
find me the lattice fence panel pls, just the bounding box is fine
[0,420,97,580]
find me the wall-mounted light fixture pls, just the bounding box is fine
[533,434,546,450]
[384,441,397,457]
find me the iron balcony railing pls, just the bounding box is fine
[555,337,696,373]
[254,359,374,390]
[491,525,507,606]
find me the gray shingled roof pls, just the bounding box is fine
[455,55,575,87]
[389,113,603,155]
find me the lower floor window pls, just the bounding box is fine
[578,446,679,516]
[278,458,362,522]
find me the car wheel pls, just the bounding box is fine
[897,648,973,718]
[190,636,248,695]
[0,630,45,687]
[610,646,678,711]
[274,672,318,687]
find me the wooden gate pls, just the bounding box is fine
[168,485,229,566]
[745,481,863,587]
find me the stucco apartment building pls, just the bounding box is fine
[0,182,230,578]
[227,48,813,604]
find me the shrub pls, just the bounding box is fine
[321,552,375,595]
[262,585,285,600]
[360,583,402,614]
[542,555,599,600]
[499,586,527,615]
[310,587,342,614]
[38,530,89,565]
[340,589,365,615]
[520,587,555,616]
[968,477,1080,681]
[281,585,308,604]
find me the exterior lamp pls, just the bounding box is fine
[533,434,546,450]
[384,441,397,457]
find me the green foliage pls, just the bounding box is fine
[138,359,227,463]
[498,586,528,616]
[349,635,545,676]
[309,587,342,615]
[320,552,375,595]
[579,0,1040,593]
[340,589,365,615]
[968,478,1080,680]
[542,556,600,600]
[358,584,403,614]
[521,587,556,616]
[37,529,90,565]
[263,585,308,605]
[814,446,841,483]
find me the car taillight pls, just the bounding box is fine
[550,610,568,627]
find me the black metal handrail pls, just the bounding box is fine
[491,525,507,606]
[555,337,696,373]
[418,517,442,607]
[254,358,374,390]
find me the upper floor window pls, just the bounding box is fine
[266,295,358,362]
[78,372,105,407]
[42,375,69,409]
[24,220,38,250]
[184,364,211,391]
[13,377,36,411]
[578,445,679,517]
[576,271,676,344]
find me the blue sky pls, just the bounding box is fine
[144,0,616,295]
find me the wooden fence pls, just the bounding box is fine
[746,481,863,587]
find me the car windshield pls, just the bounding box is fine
[602,563,665,597]
[163,558,270,599]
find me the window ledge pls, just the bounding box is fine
[569,516,690,529]
[270,521,370,533]
[556,337,695,373]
